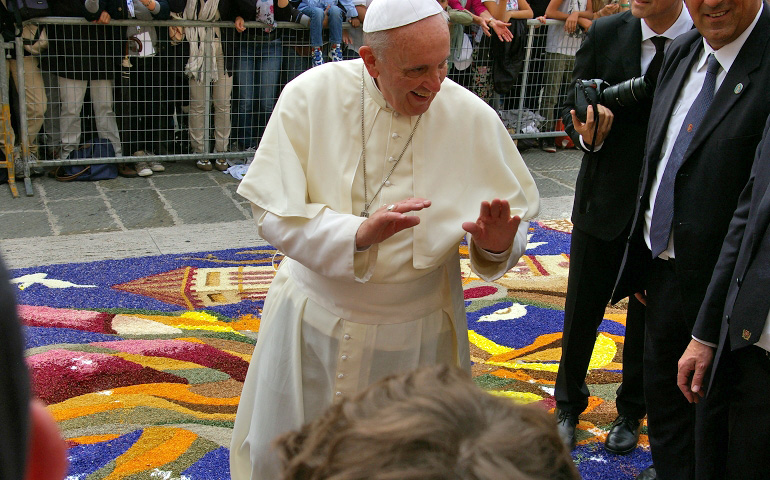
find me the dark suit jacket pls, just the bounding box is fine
[562,10,649,241]
[613,4,770,327]
[694,115,770,364]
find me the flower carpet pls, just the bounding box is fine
[11,220,652,479]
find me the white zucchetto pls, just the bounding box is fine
[362,0,444,32]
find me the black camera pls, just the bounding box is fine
[574,76,653,122]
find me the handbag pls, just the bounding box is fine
[10,0,51,20]
[22,23,47,55]
[55,139,119,182]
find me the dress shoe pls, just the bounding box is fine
[635,466,656,480]
[117,163,138,178]
[555,409,578,450]
[604,414,641,454]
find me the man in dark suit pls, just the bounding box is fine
[613,0,770,477]
[678,114,770,479]
[555,0,691,459]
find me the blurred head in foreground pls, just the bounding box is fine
[276,364,580,480]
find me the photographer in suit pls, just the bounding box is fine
[613,0,770,477]
[555,0,690,466]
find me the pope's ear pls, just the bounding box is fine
[359,46,380,78]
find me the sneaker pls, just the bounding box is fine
[148,161,165,172]
[311,48,324,67]
[135,161,153,177]
[196,159,213,171]
[329,45,343,62]
[214,159,229,171]
[540,138,557,153]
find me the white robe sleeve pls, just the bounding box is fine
[467,221,529,282]
[254,205,377,282]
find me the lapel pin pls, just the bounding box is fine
[742,329,751,341]
[734,83,743,94]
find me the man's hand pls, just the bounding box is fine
[355,198,431,249]
[349,17,361,28]
[234,16,246,32]
[677,339,715,403]
[462,199,521,253]
[489,18,513,42]
[634,291,646,306]
[570,104,614,147]
[96,11,111,24]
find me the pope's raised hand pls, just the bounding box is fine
[355,198,431,250]
[462,199,520,254]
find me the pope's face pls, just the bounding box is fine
[366,15,450,117]
[685,0,760,49]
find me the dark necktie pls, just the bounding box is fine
[649,53,721,258]
[646,36,667,86]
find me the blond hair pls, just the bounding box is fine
[276,364,580,480]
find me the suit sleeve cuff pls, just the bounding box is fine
[692,336,718,348]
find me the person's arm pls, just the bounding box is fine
[562,22,614,149]
[256,206,372,281]
[338,0,360,23]
[677,119,767,403]
[139,0,171,18]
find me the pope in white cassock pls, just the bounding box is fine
[230,0,540,477]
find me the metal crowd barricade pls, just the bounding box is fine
[450,19,578,146]
[5,17,575,196]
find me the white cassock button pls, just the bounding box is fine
[392,133,399,139]
[343,334,351,340]
[393,112,399,117]
[335,391,342,397]
[341,355,348,360]
[384,181,392,187]
[337,373,344,379]
[388,156,395,162]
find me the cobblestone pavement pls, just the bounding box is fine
[0,147,579,268]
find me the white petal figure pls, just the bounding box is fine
[477,302,528,322]
[10,273,97,290]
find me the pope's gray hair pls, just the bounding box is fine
[364,30,391,60]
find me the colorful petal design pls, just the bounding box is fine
[13,222,651,480]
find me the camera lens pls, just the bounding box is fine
[601,76,653,110]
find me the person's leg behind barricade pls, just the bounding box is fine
[41,71,61,159]
[89,78,122,156]
[254,36,283,146]
[232,39,257,151]
[57,76,88,160]
[8,56,47,158]
[300,5,325,66]
[211,40,233,159]
[327,5,344,62]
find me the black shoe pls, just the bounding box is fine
[605,414,642,454]
[555,409,578,450]
[540,138,557,153]
[635,466,656,480]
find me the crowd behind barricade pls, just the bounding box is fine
[0,0,624,184]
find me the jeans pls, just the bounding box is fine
[232,36,283,149]
[300,5,343,47]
